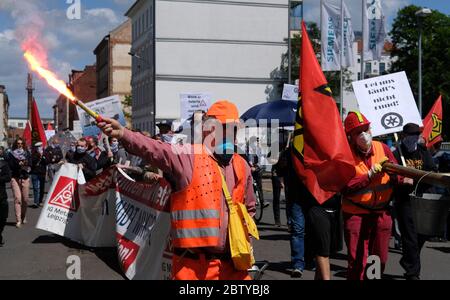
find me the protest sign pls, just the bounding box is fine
[76,95,126,137]
[36,165,172,279]
[180,93,211,123]
[352,71,423,137]
[282,84,299,101]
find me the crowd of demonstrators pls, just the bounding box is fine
[8,138,32,228]
[0,147,11,246]
[30,142,46,208]
[65,138,97,182]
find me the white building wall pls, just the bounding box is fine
[127,0,289,132]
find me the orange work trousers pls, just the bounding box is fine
[172,254,251,280]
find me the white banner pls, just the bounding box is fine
[180,93,212,123]
[282,84,299,101]
[321,1,355,71]
[76,95,126,137]
[36,164,172,279]
[363,0,387,61]
[352,71,423,137]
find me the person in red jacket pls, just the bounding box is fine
[342,111,398,280]
[98,100,256,280]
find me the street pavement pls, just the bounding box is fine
[0,179,449,280]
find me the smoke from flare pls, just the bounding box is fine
[23,51,75,101]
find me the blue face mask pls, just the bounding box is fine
[76,146,86,154]
[110,142,119,153]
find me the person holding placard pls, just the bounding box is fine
[342,111,398,280]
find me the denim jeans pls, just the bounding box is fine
[287,199,305,271]
[31,174,45,205]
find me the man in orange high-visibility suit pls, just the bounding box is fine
[342,111,398,280]
[98,100,256,280]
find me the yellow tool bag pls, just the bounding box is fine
[220,172,259,271]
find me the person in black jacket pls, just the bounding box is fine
[393,123,438,280]
[66,138,97,182]
[0,147,11,246]
[7,138,32,228]
[86,136,108,171]
[30,142,47,208]
[44,138,63,182]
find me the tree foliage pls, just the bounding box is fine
[390,5,450,140]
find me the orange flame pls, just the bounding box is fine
[23,51,75,101]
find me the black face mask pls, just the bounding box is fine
[214,153,233,166]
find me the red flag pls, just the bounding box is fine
[23,121,32,148]
[31,98,47,148]
[47,123,54,131]
[422,95,443,148]
[291,22,355,204]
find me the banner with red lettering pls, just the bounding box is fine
[36,164,172,280]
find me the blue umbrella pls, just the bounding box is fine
[240,100,297,127]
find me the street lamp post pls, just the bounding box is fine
[415,7,432,117]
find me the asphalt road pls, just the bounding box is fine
[0,180,449,280]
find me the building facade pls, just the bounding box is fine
[54,66,97,131]
[94,19,132,101]
[126,0,289,133]
[0,85,9,148]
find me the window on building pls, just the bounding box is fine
[146,9,149,29]
[365,62,371,74]
[141,14,144,33]
[357,72,361,80]
[380,62,386,74]
[357,58,361,63]
[18,122,23,128]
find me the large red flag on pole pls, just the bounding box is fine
[31,98,48,148]
[422,95,443,148]
[23,121,32,148]
[291,22,356,204]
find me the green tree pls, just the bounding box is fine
[281,22,353,102]
[390,5,450,140]
[122,94,132,125]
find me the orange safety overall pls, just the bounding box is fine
[342,141,393,280]
[170,145,250,280]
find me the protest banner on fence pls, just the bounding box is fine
[352,71,423,137]
[76,95,126,137]
[36,164,172,279]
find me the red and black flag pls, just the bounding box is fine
[291,22,355,204]
[422,95,443,148]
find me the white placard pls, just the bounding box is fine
[180,93,212,122]
[352,71,423,137]
[282,84,299,101]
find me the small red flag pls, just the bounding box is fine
[291,22,356,204]
[23,121,32,148]
[31,98,48,148]
[422,95,443,148]
[47,123,54,131]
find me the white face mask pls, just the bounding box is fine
[356,131,372,153]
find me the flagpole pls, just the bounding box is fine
[340,0,344,118]
[361,0,365,80]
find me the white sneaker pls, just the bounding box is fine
[15,222,22,228]
[22,219,27,224]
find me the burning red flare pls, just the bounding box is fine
[23,51,75,101]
